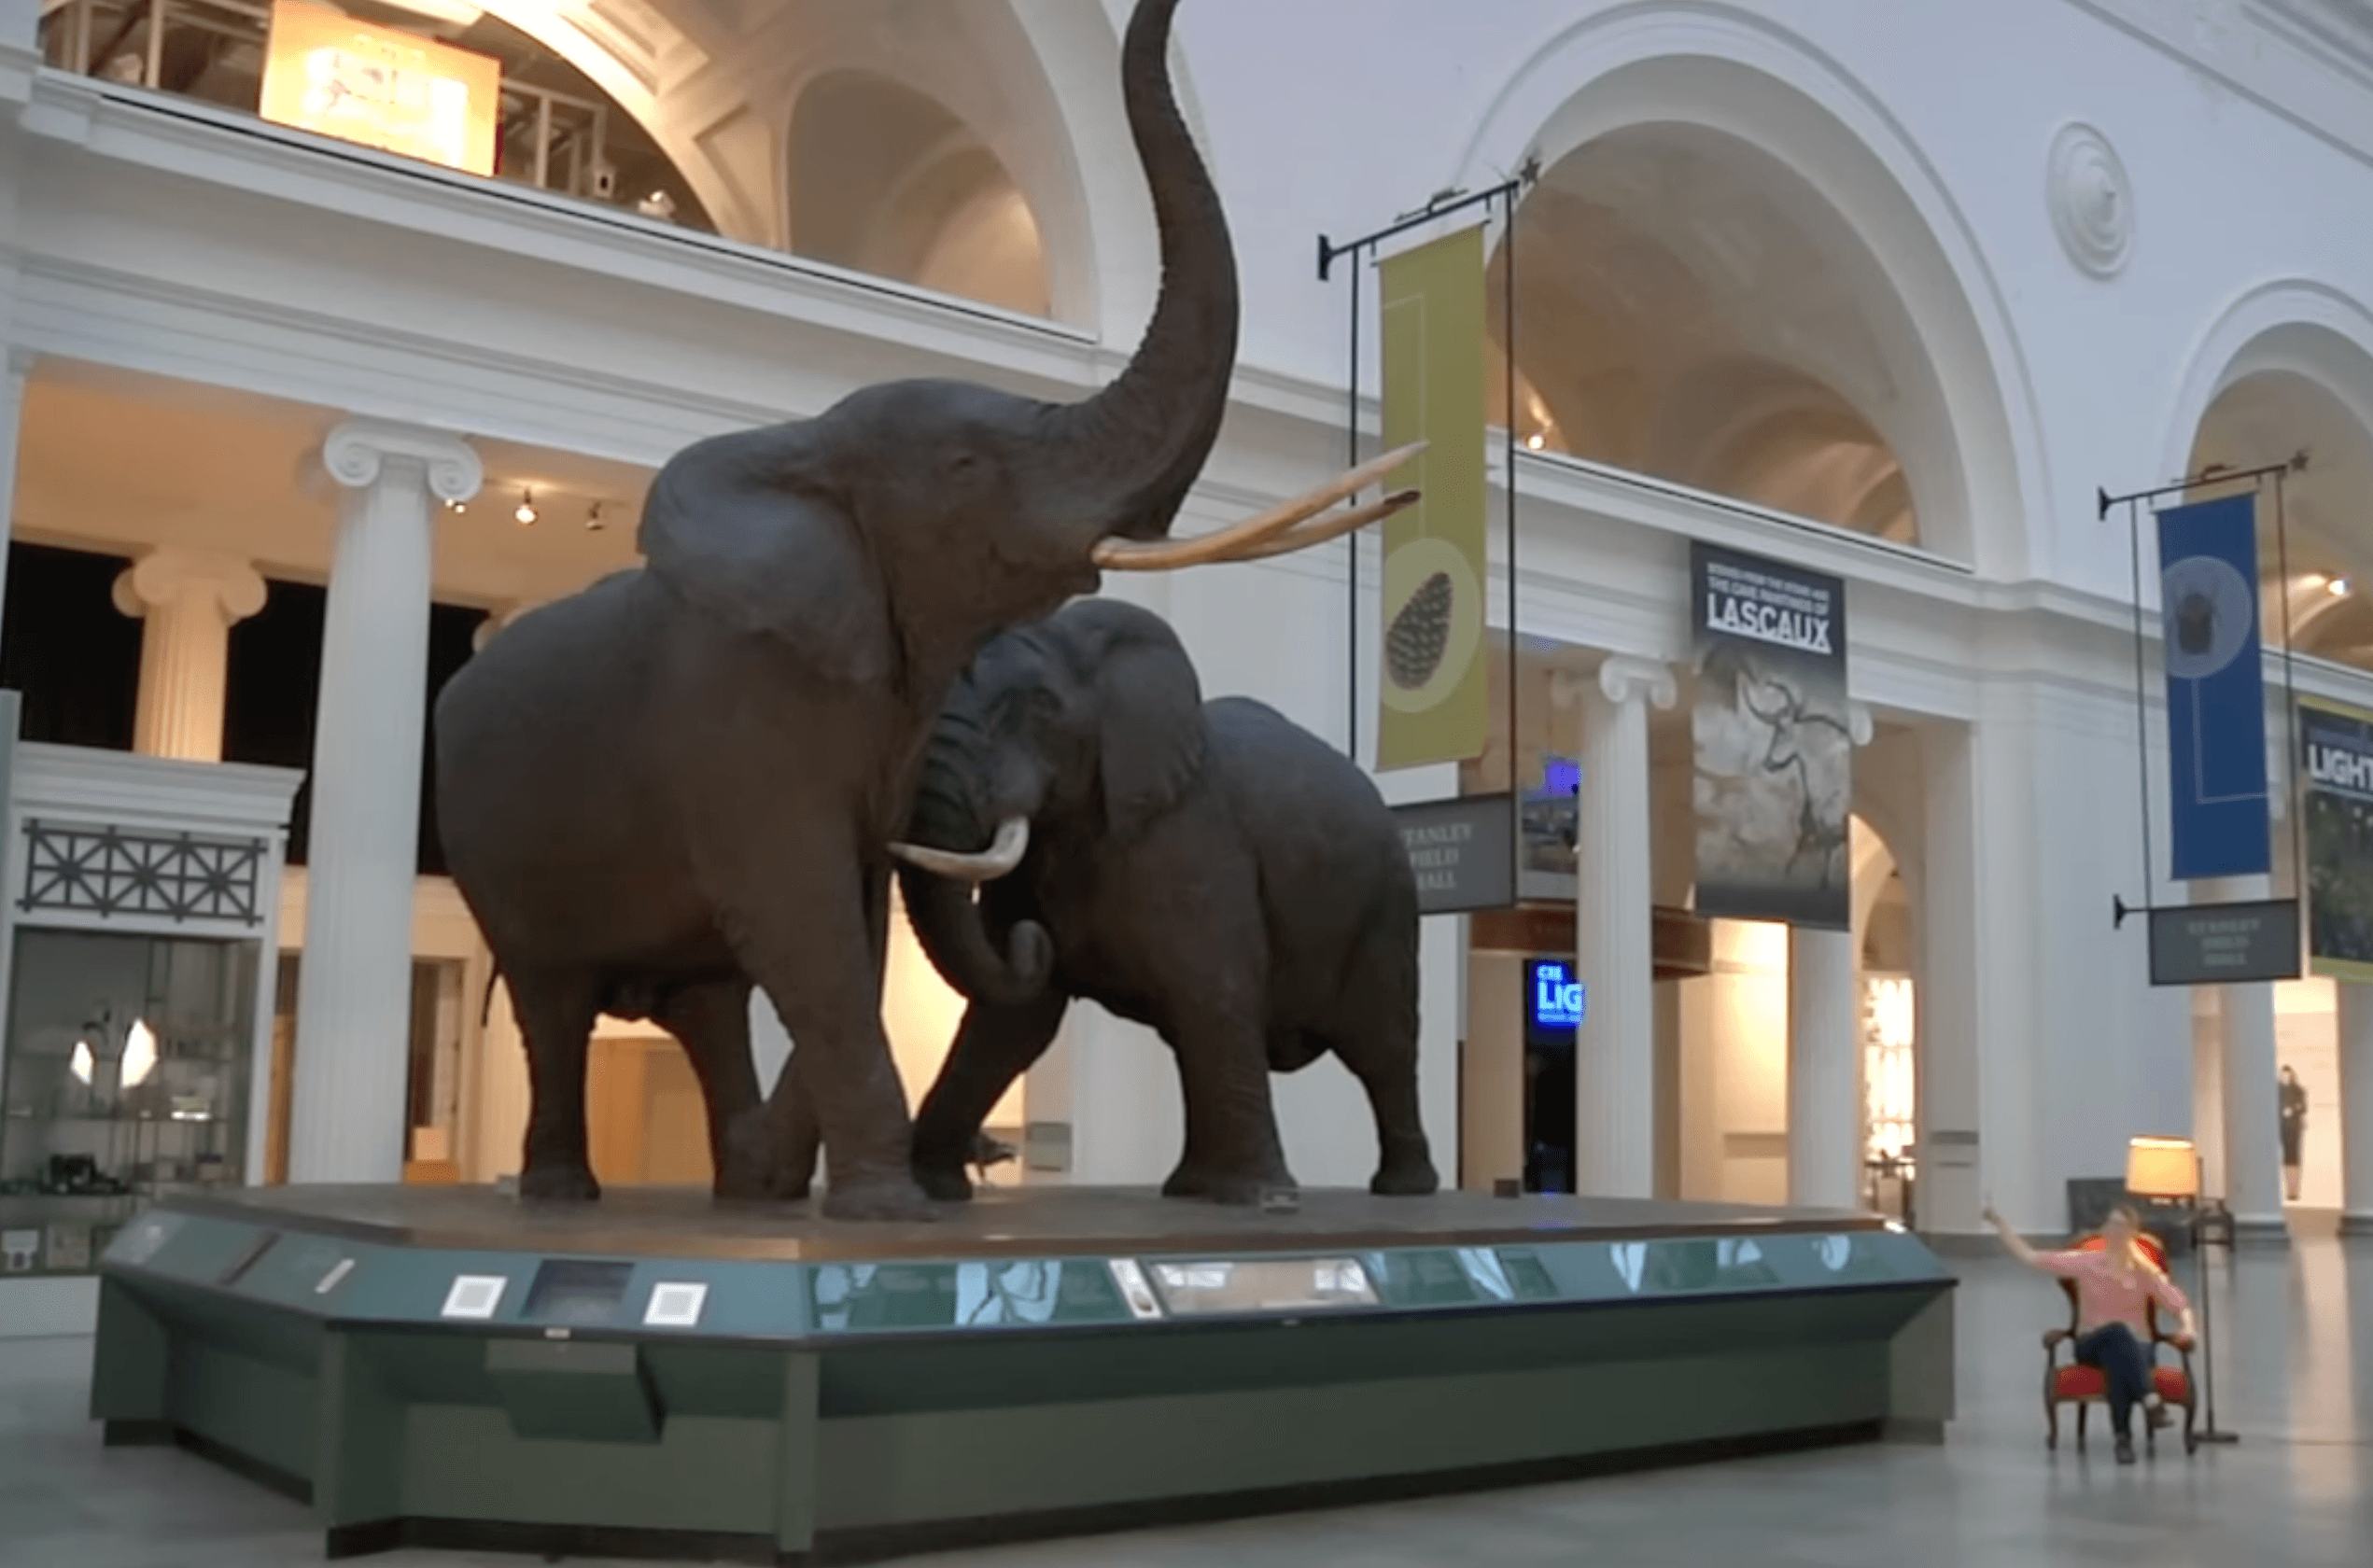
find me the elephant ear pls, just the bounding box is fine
[1096,628,1206,842]
[638,427,892,684]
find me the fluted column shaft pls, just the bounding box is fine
[0,350,28,631]
[1566,656,1677,1197]
[111,549,268,762]
[2197,875,2285,1237]
[2339,984,2373,1233]
[288,421,480,1184]
[1789,703,1874,1211]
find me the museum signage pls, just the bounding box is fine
[260,0,502,177]
[1392,793,1516,915]
[1376,225,1490,770]
[2155,493,2273,881]
[2146,898,2301,987]
[1688,541,1853,929]
[2300,695,2373,982]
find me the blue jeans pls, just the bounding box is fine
[2075,1323,2154,1437]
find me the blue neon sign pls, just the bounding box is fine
[1527,959,1584,1032]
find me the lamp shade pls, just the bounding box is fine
[2126,1135,2200,1199]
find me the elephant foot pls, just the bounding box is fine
[518,1162,602,1203]
[715,1113,815,1203]
[1164,1164,1294,1207]
[914,1162,976,1203]
[714,1169,811,1203]
[821,1174,940,1223]
[1370,1157,1441,1197]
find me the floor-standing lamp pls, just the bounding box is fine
[2127,1135,2238,1445]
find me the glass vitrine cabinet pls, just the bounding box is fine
[0,930,261,1277]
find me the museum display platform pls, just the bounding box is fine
[90,1183,1956,1563]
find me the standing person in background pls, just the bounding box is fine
[1983,1201,2197,1464]
[2280,1065,2308,1202]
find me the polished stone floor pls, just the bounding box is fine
[1,1239,2365,1567]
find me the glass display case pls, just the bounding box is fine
[0,929,260,1279]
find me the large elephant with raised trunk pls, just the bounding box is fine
[431,0,1418,1219]
[890,598,1439,1205]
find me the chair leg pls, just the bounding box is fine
[2045,1395,2059,1450]
[2076,1402,2089,1449]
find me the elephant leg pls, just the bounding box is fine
[1165,1010,1293,1206]
[510,963,605,1202]
[1333,1028,1439,1197]
[720,873,932,1221]
[912,993,1070,1202]
[751,872,891,1201]
[652,977,765,1197]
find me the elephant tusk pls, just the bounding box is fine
[889,816,1032,883]
[1091,441,1426,571]
[1212,489,1422,563]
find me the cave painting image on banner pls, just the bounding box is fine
[1691,541,1853,930]
[2302,696,2373,982]
[1375,225,1489,771]
[2157,492,2272,882]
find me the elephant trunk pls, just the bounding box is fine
[1049,0,1238,543]
[896,761,1052,1006]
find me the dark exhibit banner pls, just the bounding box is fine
[2157,493,2272,881]
[1393,793,1516,915]
[1690,541,1852,930]
[2146,899,2301,987]
[2302,696,2373,982]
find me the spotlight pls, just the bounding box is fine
[1524,432,1546,451]
[2332,578,2352,597]
[586,501,607,532]
[515,490,538,526]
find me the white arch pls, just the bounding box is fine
[1448,2,2048,579]
[2158,278,2373,484]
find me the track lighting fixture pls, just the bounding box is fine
[516,490,538,526]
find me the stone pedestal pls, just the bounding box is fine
[1565,656,1676,1198]
[111,549,268,762]
[287,421,481,1184]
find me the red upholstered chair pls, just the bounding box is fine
[2041,1230,2197,1455]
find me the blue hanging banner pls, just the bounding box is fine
[2158,492,2271,882]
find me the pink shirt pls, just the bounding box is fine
[2040,1248,2190,1337]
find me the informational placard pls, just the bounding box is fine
[2156,493,2271,881]
[1147,1257,1377,1316]
[1392,793,1515,914]
[1690,541,1853,929]
[1376,225,1490,770]
[2146,898,2300,986]
[260,0,501,176]
[2301,695,2373,982]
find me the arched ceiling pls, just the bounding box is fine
[2189,370,2373,668]
[1492,125,1919,547]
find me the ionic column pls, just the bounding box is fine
[1790,704,1875,1211]
[110,549,267,762]
[2339,984,2373,1235]
[1561,655,1677,1197]
[287,421,481,1184]
[0,350,29,631]
[2197,875,2286,1239]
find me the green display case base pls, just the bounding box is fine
[91,1183,1957,1563]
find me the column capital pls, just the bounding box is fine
[1596,654,1678,711]
[1847,700,1875,748]
[320,419,484,504]
[111,547,268,624]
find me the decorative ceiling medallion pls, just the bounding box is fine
[2047,122,2135,279]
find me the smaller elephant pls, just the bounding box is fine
[892,597,1439,1204]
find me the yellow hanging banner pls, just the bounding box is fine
[1376,226,1490,771]
[260,0,502,177]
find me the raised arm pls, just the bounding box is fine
[1983,1204,2052,1270]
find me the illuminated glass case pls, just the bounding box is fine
[0,930,260,1279]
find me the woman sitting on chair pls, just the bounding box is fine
[1984,1201,2197,1463]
